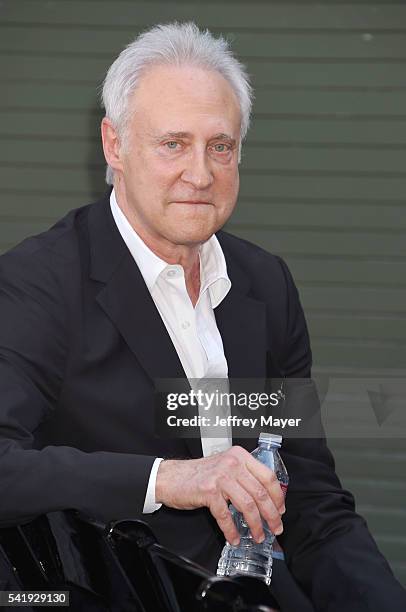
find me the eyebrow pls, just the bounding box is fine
[211,133,236,145]
[154,131,191,141]
[153,131,237,145]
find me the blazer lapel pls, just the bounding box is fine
[215,234,268,452]
[88,191,185,382]
[95,257,187,380]
[214,285,267,380]
[215,232,267,381]
[87,192,201,457]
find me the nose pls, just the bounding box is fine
[180,147,214,190]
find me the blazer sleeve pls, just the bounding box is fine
[276,257,406,611]
[0,247,155,527]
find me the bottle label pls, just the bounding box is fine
[280,483,288,498]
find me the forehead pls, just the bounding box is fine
[128,64,241,136]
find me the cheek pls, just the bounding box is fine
[218,166,239,198]
[150,159,181,190]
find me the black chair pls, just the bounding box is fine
[0,511,280,611]
[87,515,279,611]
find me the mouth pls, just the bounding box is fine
[171,200,212,205]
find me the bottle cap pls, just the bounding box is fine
[259,432,282,445]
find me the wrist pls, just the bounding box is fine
[155,459,178,504]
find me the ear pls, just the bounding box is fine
[101,117,124,173]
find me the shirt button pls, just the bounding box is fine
[167,269,177,278]
[181,321,190,330]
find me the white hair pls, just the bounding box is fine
[101,22,253,185]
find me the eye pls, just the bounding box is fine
[213,143,230,153]
[166,141,178,149]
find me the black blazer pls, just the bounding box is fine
[0,190,405,610]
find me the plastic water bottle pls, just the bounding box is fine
[216,432,288,585]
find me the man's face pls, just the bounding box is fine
[109,64,241,249]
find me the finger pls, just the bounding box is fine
[209,496,241,545]
[245,456,285,513]
[237,471,283,535]
[222,480,265,543]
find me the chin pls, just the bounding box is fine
[169,226,217,246]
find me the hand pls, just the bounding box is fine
[155,445,285,545]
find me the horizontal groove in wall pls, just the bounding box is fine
[2,6,406,31]
[2,201,405,221]
[240,168,406,178]
[307,307,406,317]
[0,133,99,143]
[299,280,406,290]
[3,80,406,93]
[3,104,406,123]
[3,49,406,64]
[227,223,406,236]
[346,477,406,489]
[3,211,406,238]
[2,161,406,180]
[4,75,406,94]
[0,106,101,115]
[257,85,406,92]
[3,134,406,152]
[245,142,406,151]
[2,191,404,209]
[307,310,406,320]
[334,453,406,464]
[2,22,406,34]
[0,161,104,171]
[254,114,406,121]
[273,253,406,263]
[0,188,94,198]
[376,535,406,544]
[0,214,59,224]
[359,506,406,517]
[237,197,406,206]
[312,337,406,348]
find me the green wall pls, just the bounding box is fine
[1,0,405,586]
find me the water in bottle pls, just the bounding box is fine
[216,432,288,585]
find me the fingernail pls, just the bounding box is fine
[257,535,265,544]
[280,505,286,515]
[231,538,240,546]
[275,525,283,535]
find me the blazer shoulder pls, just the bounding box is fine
[0,201,96,310]
[216,229,292,285]
[1,203,91,264]
[0,195,105,291]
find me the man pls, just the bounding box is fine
[0,22,405,610]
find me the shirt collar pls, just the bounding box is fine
[110,188,231,307]
[199,233,231,308]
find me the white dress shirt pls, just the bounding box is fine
[110,190,233,512]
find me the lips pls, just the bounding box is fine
[172,200,212,205]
